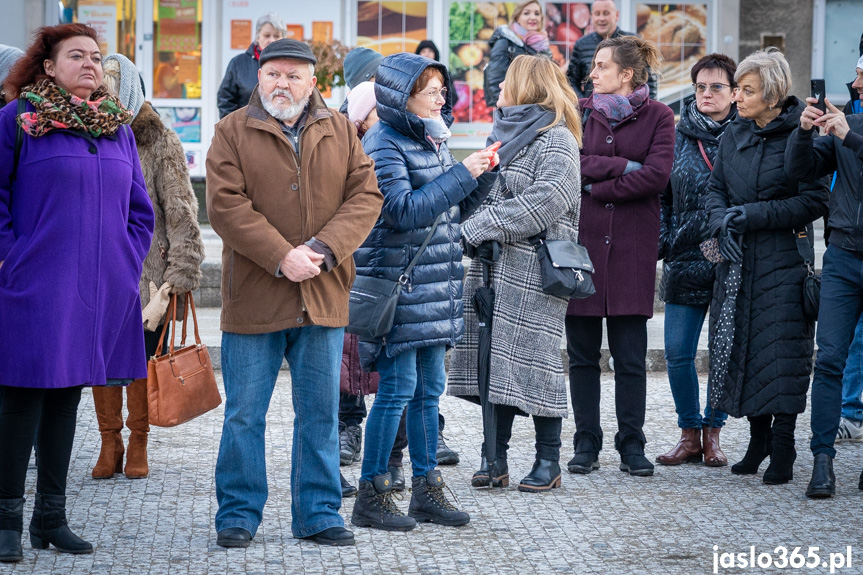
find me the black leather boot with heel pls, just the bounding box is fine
[731,415,773,475]
[0,498,25,563]
[28,494,93,554]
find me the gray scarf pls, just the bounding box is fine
[420,116,451,144]
[488,104,557,166]
[687,98,734,137]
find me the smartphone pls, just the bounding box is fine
[810,79,826,113]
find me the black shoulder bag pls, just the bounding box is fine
[347,213,444,339]
[796,224,820,322]
[8,97,25,187]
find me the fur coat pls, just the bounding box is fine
[447,124,581,418]
[133,102,205,322]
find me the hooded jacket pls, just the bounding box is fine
[705,97,829,417]
[659,96,736,306]
[355,53,486,368]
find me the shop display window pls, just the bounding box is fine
[60,0,137,61]
[153,0,202,99]
[356,1,429,56]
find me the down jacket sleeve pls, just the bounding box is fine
[370,139,477,232]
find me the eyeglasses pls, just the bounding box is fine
[693,82,732,94]
[418,88,447,102]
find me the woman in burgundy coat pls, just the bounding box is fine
[565,36,675,477]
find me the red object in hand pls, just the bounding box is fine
[483,141,501,170]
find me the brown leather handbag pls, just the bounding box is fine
[147,292,221,427]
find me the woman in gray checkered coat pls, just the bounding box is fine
[448,55,582,492]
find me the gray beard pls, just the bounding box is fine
[262,89,308,122]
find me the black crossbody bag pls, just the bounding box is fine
[347,213,444,339]
[796,224,820,322]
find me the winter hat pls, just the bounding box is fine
[347,81,377,129]
[0,44,24,87]
[343,47,382,89]
[415,40,440,62]
[102,54,145,118]
[857,54,863,72]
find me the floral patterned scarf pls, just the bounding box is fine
[591,83,649,126]
[17,79,132,138]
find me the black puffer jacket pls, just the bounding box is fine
[705,97,829,418]
[217,43,259,119]
[355,53,488,370]
[659,96,735,306]
[483,26,551,107]
[565,28,657,99]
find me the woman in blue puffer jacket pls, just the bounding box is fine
[351,53,495,532]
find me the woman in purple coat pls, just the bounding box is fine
[0,24,153,562]
[565,36,675,478]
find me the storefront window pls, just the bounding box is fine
[545,3,593,72]
[635,3,708,99]
[824,0,863,97]
[60,0,137,61]
[153,0,202,99]
[357,1,429,56]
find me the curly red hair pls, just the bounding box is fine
[4,24,100,99]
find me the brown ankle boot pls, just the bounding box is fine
[655,428,702,465]
[124,378,150,479]
[702,426,728,467]
[92,386,124,479]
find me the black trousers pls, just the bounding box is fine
[338,392,367,428]
[565,315,648,448]
[492,405,562,461]
[389,410,446,467]
[0,385,83,498]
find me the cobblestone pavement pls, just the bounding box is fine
[6,372,862,575]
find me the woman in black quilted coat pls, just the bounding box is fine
[704,48,828,485]
[656,54,737,469]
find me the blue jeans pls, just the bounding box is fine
[215,326,344,538]
[840,312,863,421]
[810,245,863,458]
[664,303,727,429]
[360,345,446,481]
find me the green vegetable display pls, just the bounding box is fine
[448,2,475,43]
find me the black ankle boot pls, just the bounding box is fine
[858,468,863,491]
[731,415,772,475]
[408,470,470,526]
[471,456,509,488]
[340,472,357,498]
[805,453,836,498]
[29,494,93,554]
[763,447,796,484]
[387,465,405,492]
[567,431,601,474]
[518,459,561,492]
[617,440,654,477]
[471,455,489,487]
[351,473,416,531]
[0,498,24,563]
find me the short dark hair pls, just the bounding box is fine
[690,53,737,86]
[4,23,100,99]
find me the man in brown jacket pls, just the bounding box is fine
[206,39,382,549]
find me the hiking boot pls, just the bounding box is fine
[408,470,470,526]
[836,418,863,442]
[351,473,416,532]
[567,431,601,474]
[339,423,362,466]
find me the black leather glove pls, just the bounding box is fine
[718,229,743,263]
[725,205,748,235]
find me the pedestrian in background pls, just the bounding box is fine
[786,54,863,498]
[207,39,382,548]
[351,53,493,532]
[705,48,828,486]
[217,12,285,118]
[565,35,674,479]
[483,0,552,107]
[91,53,204,481]
[0,24,154,562]
[656,53,737,468]
[0,44,23,105]
[449,54,582,493]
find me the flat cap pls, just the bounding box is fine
[259,39,316,67]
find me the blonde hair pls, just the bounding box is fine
[594,35,662,89]
[510,1,545,30]
[101,56,121,96]
[503,55,582,146]
[735,47,791,107]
